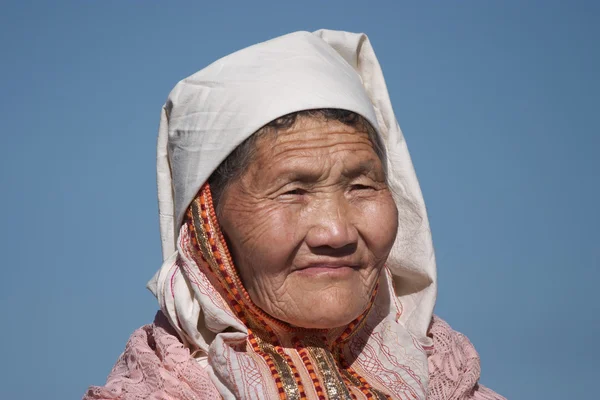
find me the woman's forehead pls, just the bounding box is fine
[259,116,371,145]
[249,131,380,183]
[255,119,374,157]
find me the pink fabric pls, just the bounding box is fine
[83,312,221,400]
[426,316,506,400]
[84,313,504,400]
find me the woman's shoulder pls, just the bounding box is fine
[82,311,220,400]
[427,315,506,400]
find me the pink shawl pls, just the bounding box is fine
[83,312,504,400]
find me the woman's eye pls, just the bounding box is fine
[282,188,306,196]
[350,184,374,191]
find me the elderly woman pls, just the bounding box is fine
[85,30,504,400]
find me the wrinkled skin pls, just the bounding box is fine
[218,116,398,329]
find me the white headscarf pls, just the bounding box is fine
[148,29,437,397]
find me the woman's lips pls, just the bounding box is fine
[293,263,360,277]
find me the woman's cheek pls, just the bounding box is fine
[249,203,302,270]
[359,193,398,258]
[243,207,302,308]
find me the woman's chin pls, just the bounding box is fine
[291,315,359,330]
[252,280,374,330]
[283,302,367,330]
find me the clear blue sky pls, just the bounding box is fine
[1,1,598,399]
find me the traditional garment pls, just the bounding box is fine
[84,30,505,399]
[83,314,501,400]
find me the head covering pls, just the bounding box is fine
[148,29,438,399]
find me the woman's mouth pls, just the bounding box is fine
[293,262,360,277]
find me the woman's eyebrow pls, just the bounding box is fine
[341,159,378,178]
[271,170,323,186]
[269,159,379,186]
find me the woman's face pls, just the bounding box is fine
[218,116,398,329]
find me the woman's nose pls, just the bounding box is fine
[305,196,359,250]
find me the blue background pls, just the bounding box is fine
[1,1,598,399]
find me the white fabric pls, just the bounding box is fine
[149,29,436,360]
